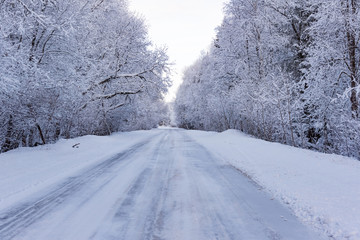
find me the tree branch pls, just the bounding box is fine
[95,89,142,100]
[106,102,126,112]
[16,0,47,27]
[98,71,147,86]
[80,89,142,110]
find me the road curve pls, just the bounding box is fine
[0,129,323,240]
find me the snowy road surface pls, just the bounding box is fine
[0,129,322,240]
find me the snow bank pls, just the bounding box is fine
[0,130,159,210]
[187,129,360,240]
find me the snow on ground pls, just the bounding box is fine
[186,129,360,240]
[1,128,359,240]
[0,128,322,240]
[0,130,159,211]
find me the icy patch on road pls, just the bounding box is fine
[187,129,360,240]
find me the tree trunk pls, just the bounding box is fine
[36,123,46,145]
[346,0,359,118]
[1,115,14,152]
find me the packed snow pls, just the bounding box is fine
[187,129,360,240]
[0,130,158,212]
[0,128,357,239]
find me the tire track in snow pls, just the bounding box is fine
[0,139,152,240]
[142,133,174,240]
[181,131,321,240]
[93,132,174,240]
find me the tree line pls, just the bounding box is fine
[175,0,360,159]
[0,0,170,152]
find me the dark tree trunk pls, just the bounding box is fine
[1,115,14,152]
[36,123,46,145]
[346,0,359,118]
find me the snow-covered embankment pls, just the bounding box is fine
[187,130,360,240]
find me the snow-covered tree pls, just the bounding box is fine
[301,0,360,155]
[175,0,360,158]
[0,0,170,152]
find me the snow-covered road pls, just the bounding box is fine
[0,129,322,240]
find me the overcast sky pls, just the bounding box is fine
[129,0,226,102]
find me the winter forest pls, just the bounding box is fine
[175,0,360,159]
[1,0,360,160]
[0,0,170,152]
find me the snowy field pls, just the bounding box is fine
[0,128,358,239]
[188,129,360,240]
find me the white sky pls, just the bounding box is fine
[129,0,226,102]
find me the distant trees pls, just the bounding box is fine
[0,0,170,152]
[175,0,360,158]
